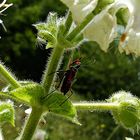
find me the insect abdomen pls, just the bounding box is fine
[61,69,76,95]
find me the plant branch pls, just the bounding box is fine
[0,62,21,88]
[0,92,19,101]
[63,11,73,36]
[107,125,120,140]
[20,107,43,140]
[41,43,64,94]
[0,92,31,106]
[66,12,95,41]
[73,102,119,111]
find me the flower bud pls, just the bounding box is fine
[108,91,140,134]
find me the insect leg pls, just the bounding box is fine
[48,70,65,76]
[41,71,66,101]
[59,89,74,106]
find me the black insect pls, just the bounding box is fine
[60,58,81,95]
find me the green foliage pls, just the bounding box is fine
[43,91,78,124]
[0,0,66,80]
[0,102,15,126]
[34,12,75,49]
[108,91,140,133]
[34,12,60,48]
[45,110,117,140]
[1,83,78,125]
[94,0,115,14]
[10,84,44,106]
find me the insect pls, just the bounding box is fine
[60,58,81,95]
[59,52,95,96]
[47,53,94,106]
[43,58,81,106]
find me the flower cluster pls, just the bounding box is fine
[60,0,140,56]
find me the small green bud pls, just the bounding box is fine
[108,91,140,134]
[34,12,70,49]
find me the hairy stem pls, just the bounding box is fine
[66,12,95,41]
[107,125,120,140]
[0,92,19,101]
[63,11,73,36]
[73,102,119,111]
[0,62,21,88]
[41,43,64,94]
[0,92,30,105]
[20,107,43,140]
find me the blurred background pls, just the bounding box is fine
[0,0,140,139]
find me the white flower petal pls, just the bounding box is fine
[119,29,140,56]
[122,0,140,32]
[115,0,134,33]
[25,108,32,114]
[61,0,98,23]
[84,11,117,51]
[61,0,139,55]
[117,0,140,56]
[83,3,116,51]
[60,0,74,7]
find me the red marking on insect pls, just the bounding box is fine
[60,58,81,95]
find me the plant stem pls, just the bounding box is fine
[0,62,21,88]
[66,12,95,41]
[106,125,120,140]
[63,11,73,36]
[0,92,18,101]
[41,43,64,94]
[73,102,119,111]
[20,107,43,140]
[0,92,30,105]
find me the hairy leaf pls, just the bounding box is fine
[0,102,15,126]
[10,84,45,106]
[2,80,35,92]
[43,91,79,124]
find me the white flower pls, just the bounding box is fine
[118,0,140,56]
[61,0,98,23]
[83,3,117,52]
[61,0,140,56]
[88,0,134,52]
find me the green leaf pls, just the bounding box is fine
[43,91,79,124]
[10,84,45,106]
[0,102,15,126]
[108,91,140,134]
[2,80,35,92]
